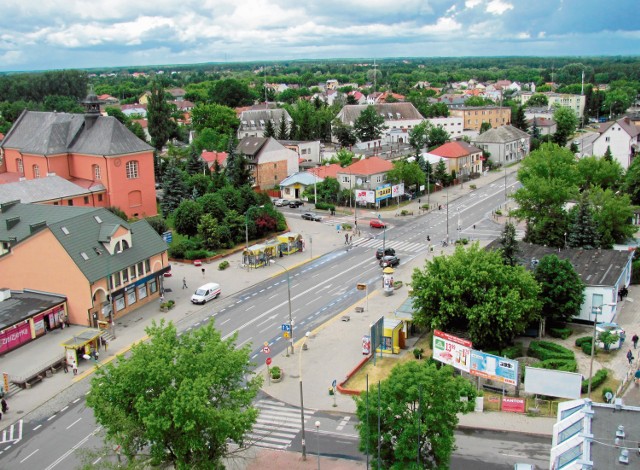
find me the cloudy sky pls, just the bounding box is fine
[1,0,638,72]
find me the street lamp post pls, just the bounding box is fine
[315,420,321,469]
[504,163,508,202]
[587,302,617,398]
[298,331,311,461]
[269,260,295,356]
[445,188,449,244]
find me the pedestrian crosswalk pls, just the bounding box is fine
[0,419,22,446]
[351,237,426,253]
[247,399,315,450]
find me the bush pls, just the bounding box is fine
[315,202,335,211]
[413,348,424,359]
[469,184,477,190]
[494,209,502,216]
[185,249,210,260]
[168,239,203,259]
[581,341,595,356]
[549,327,572,339]
[537,358,577,372]
[342,223,352,231]
[455,238,469,245]
[218,260,230,270]
[528,341,575,361]
[581,369,608,393]
[270,366,281,379]
[485,343,523,359]
[166,300,175,308]
[575,336,592,347]
[601,386,614,402]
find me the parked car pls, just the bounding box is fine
[370,219,387,229]
[376,247,396,259]
[288,199,304,208]
[301,212,323,222]
[274,199,289,207]
[379,255,400,268]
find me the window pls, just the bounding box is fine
[125,161,139,179]
[114,294,126,311]
[33,164,40,178]
[342,176,350,183]
[67,200,73,206]
[84,196,89,204]
[17,158,23,174]
[122,268,129,283]
[149,279,158,294]
[114,272,121,287]
[127,288,136,306]
[138,284,148,300]
[130,266,137,279]
[93,165,101,180]
[145,259,151,273]
[98,194,103,202]
[137,261,144,276]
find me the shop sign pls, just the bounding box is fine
[355,190,375,203]
[432,330,472,373]
[0,322,32,354]
[375,184,392,202]
[469,350,519,386]
[501,397,526,413]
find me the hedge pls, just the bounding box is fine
[549,327,572,340]
[315,202,335,211]
[575,336,592,347]
[581,369,608,393]
[581,341,595,356]
[527,341,575,361]
[485,343,523,359]
[537,358,578,373]
[185,249,211,260]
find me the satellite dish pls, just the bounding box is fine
[357,178,363,185]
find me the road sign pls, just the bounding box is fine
[281,324,291,332]
[283,332,290,339]
[266,357,272,366]
[262,345,271,354]
[161,230,173,244]
[332,379,337,388]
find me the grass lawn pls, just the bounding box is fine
[343,335,432,392]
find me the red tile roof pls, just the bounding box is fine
[344,156,393,175]
[430,141,482,159]
[307,164,341,179]
[201,151,228,169]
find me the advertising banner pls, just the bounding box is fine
[432,330,472,373]
[469,350,519,386]
[355,189,375,204]
[375,184,392,202]
[501,397,526,413]
[0,321,32,354]
[391,183,405,198]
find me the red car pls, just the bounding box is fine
[369,219,387,229]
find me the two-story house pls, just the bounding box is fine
[237,137,299,190]
[471,125,531,165]
[429,141,484,179]
[335,156,394,192]
[591,117,639,169]
[237,109,293,140]
[449,106,512,132]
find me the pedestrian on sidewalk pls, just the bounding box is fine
[201,268,205,278]
[345,233,349,244]
[632,333,639,349]
[1,398,8,413]
[72,361,78,375]
[63,359,69,373]
[627,349,634,365]
[182,277,188,289]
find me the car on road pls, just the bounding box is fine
[375,247,395,259]
[288,199,304,208]
[274,199,289,207]
[191,282,221,305]
[301,212,323,221]
[379,255,400,268]
[369,219,387,229]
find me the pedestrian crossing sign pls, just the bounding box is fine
[283,332,290,339]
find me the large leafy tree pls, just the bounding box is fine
[173,199,203,238]
[526,94,548,107]
[160,161,188,217]
[408,121,430,156]
[386,159,425,194]
[512,105,529,132]
[576,155,623,191]
[190,103,240,135]
[567,196,600,249]
[623,156,640,205]
[303,177,341,203]
[147,80,177,152]
[411,244,541,349]
[552,106,578,147]
[225,138,252,187]
[499,222,520,266]
[427,125,449,148]
[86,320,261,469]
[332,119,357,147]
[534,255,585,325]
[336,148,355,167]
[588,187,636,247]
[433,158,450,186]
[208,78,256,107]
[354,105,387,142]
[355,362,476,470]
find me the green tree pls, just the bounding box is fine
[576,155,623,192]
[332,120,357,147]
[106,206,128,221]
[534,255,585,324]
[422,102,449,118]
[464,96,494,107]
[603,146,613,162]
[263,118,276,138]
[411,244,541,349]
[427,125,449,148]
[433,158,449,186]
[198,214,229,250]
[86,320,261,469]
[499,222,520,266]
[147,80,177,152]
[160,161,188,216]
[623,157,640,205]
[408,121,430,156]
[173,199,203,238]
[209,78,256,107]
[190,103,240,135]
[552,106,578,147]
[512,105,529,132]
[567,196,601,249]
[224,138,253,187]
[146,216,168,236]
[354,105,387,142]
[386,159,425,195]
[186,146,205,175]
[304,177,341,203]
[192,128,227,153]
[355,362,476,470]
[336,148,355,167]
[588,187,636,248]
[276,112,289,140]
[479,122,492,134]
[526,94,549,107]
[42,94,84,113]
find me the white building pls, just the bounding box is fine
[591,117,639,169]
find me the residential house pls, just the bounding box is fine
[200,151,228,172]
[429,141,483,180]
[471,125,531,165]
[524,106,555,122]
[279,172,323,201]
[131,118,151,141]
[435,94,470,108]
[237,137,299,190]
[347,90,367,105]
[0,175,107,208]
[334,103,424,145]
[518,92,586,118]
[527,117,556,136]
[279,140,322,166]
[237,109,293,140]
[120,103,147,118]
[0,93,157,219]
[427,116,465,138]
[326,79,339,90]
[97,94,119,105]
[166,88,186,101]
[138,91,152,104]
[335,156,394,192]
[591,117,639,169]
[449,106,512,131]
[0,201,169,327]
[307,164,342,180]
[486,240,633,324]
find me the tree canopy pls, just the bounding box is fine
[86,320,261,469]
[534,255,585,324]
[354,105,387,142]
[410,244,541,349]
[552,106,578,147]
[147,80,178,152]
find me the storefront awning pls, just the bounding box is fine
[61,328,103,349]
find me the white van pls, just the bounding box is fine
[190,283,221,305]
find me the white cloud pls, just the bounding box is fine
[486,0,513,15]
[465,0,483,8]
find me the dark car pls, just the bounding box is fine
[288,199,304,208]
[376,247,396,259]
[301,212,323,222]
[379,255,400,268]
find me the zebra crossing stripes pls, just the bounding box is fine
[0,419,23,446]
[246,399,315,450]
[352,238,425,253]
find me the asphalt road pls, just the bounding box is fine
[0,172,529,469]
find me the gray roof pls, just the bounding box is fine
[599,117,640,138]
[0,202,167,283]
[0,175,104,205]
[485,240,632,287]
[279,172,323,187]
[1,110,152,156]
[0,289,66,330]
[472,125,530,144]
[237,136,269,157]
[238,109,291,132]
[337,103,422,124]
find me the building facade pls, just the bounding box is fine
[449,106,512,131]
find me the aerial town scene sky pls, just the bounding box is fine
[1,0,638,72]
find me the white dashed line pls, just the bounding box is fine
[33,425,42,431]
[47,415,57,421]
[61,406,69,412]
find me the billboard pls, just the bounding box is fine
[355,189,375,204]
[432,330,472,373]
[501,397,526,413]
[375,184,392,202]
[391,183,405,198]
[469,350,519,386]
[524,367,582,399]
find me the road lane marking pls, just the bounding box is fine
[20,448,39,463]
[246,305,255,310]
[44,426,102,470]
[61,406,69,412]
[66,418,82,429]
[72,398,81,404]
[47,415,57,421]
[93,457,102,464]
[268,294,277,300]
[33,425,42,431]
